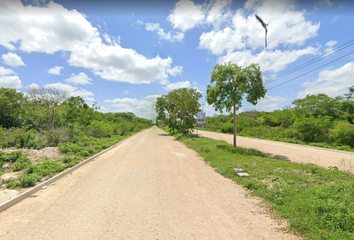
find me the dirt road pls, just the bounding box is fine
[194,130,354,172]
[0,126,299,239]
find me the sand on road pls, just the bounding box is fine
[194,130,354,173]
[0,126,300,240]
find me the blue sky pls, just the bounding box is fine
[0,0,353,120]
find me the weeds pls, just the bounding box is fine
[170,131,354,240]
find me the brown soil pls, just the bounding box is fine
[0,147,64,164]
[0,147,64,204]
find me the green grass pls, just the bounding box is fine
[167,130,354,240]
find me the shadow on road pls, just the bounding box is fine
[158,133,171,137]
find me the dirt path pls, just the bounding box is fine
[0,126,299,239]
[194,130,354,173]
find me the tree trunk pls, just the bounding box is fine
[233,103,236,148]
[51,107,55,130]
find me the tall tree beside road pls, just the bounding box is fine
[27,86,68,130]
[206,62,266,147]
[155,88,202,133]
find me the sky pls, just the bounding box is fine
[0,0,354,120]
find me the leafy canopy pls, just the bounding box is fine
[155,87,202,133]
[206,62,266,112]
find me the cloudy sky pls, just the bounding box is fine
[1,0,353,119]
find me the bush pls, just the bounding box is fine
[19,173,42,187]
[0,151,22,163]
[329,121,354,148]
[12,156,31,171]
[221,122,234,133]
[293,116,332,142]
[26,161,64,177]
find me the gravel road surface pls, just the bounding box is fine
[0,126,299,240]
[194,130,354,172]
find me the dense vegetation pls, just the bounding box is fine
[0,87,153,188]
[203,86,354,151]
[155,87,202,134]
[168,131,354,240]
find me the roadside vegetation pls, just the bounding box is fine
[165,129,354,239]
[0,87,153,189]
[202,87,354,152]
[155,87,202,134]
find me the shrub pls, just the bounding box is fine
[77,150,90,157]
[26,161,64,177]
[293,116,332,142]
[6,179,21,189]
[19,173,42,187]
[329,121,354,148]
[0,151,23,163]
[221,122,234,133]
[12,156,31,171]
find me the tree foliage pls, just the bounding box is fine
[206,62,266,147]
[155,88,202,133]
[0,88,27,128]
[202,85,354,151]
[27,85,68,130]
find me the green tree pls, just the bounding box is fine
[155,95,168,126]
[27,86,68,130]
[206,62,266,147]
[0,88,27,128]
[155,88,202,133]
[292,94,343,119]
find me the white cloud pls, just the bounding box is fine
[0,0,99,53]
[255,94,288,111]
[325,40,337,52]
[123,90,129,94]
[320,0,333,6]
[203,104,228,116]
[218,46,318,73]
[205,0,232,28]
[35,82,94,98]
[105,95,160,119]
[84,97,95,105]
[145,22,184,42]
[167,66,183,76]
[0,1,180,86]
[65,72,92,85]
[163,81,191,91]
[0,66,22,88]
[98,106,109,113]
[47,66,63,75]
[103,33,111,44]
[167,0,205,32]
[199,0,320,53]
[68,39,181,84]
[1,52,25,67]
[298,61,354,98]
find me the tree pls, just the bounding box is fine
[292,94,343,119]
[155,95,168,127]
[61,96,97,126]
[155,88,202,133]
[0,88,27,128]
[27,85,68,130]
[206,62,266,147]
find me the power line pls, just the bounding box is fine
[265,38,354,85]
[267,49,354,90]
